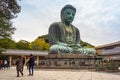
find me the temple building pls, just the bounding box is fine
[2,49,48,66]
[96,41,120,63]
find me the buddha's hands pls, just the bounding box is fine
[57,42,81,48]
[76,44,81,48]
[68,44,81,48]
[57,42,68,46]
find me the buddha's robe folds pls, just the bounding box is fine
[48,22,96,54]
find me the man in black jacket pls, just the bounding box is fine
[28,54,35,76]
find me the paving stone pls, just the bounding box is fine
[0,66,120,80]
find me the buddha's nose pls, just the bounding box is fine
[69,16,73,20]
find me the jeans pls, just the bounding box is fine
[29,65,34,75]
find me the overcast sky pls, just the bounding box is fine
[12,0,120,46]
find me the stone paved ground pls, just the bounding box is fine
[0,66,120,80]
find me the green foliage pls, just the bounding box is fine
[0,55,8,60]
[0,19,16,39]
[16,40,31,50]
[0,0,21,39]
[95,50,101,55]
[38,34,49,43]
[80,40,95,48]
[0,38,16,49]
[0,0,21,20]
[31,38,50,51]
[0,48,7,59]
[38,34,48,40]
[0,0,20,53]
[0,48,4,54]
[0,34,95,51]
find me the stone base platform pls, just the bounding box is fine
[46,54,95,58]
[38,54,102,69]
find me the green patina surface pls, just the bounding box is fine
[49,4,96,54]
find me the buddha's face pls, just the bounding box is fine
[61,8,75,24]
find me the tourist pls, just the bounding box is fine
[16,56,23,77]
[7,59,10,69]
[3,60,7,69]
[28,54,35,76]
[22,56,25,72]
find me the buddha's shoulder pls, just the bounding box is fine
[50,22,62,26]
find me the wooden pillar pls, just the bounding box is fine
[9,56,12,66]
[36,56,39,66]
[24,56,27,65]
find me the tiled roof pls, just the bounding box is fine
[2,49,48,56]
[96,41,120,49]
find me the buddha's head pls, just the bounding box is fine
[61,4,76,25]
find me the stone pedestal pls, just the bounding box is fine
[38,54,102,69]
